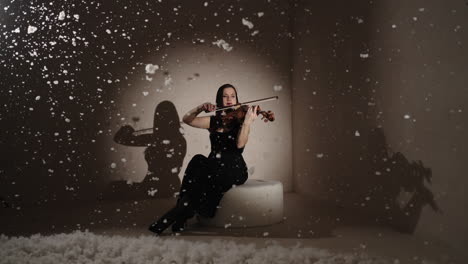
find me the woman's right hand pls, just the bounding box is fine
[114,125,135,144]
[118,125,135,135]
[200,102,217,113]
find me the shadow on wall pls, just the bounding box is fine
[367,128,442,233]
[336,127,442,234]
[102,101,186,200]
[291,0,442,234]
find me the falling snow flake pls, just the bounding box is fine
[273,85,283,92]
[58,11,66,20]
[145,64,159,74]
[212,39,233,52]
[27,26,38,34]
[148,188,158,196]
[242,18,254,29]
[360,53,369,58]
[164,76,173,86]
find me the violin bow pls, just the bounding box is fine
[214,96,279,112]
[131,96,279,135]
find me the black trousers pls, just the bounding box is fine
[179,153,248,218]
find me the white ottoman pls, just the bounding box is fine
[198,179,284,227]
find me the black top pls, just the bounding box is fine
[209,116,244,155]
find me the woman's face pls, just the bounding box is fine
[222,87,237,107]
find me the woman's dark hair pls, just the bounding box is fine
[153,100,182,135]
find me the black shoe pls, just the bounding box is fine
[171,220,187,233]
[149,196,195,235]
[148,206,182,235]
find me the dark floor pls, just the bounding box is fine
[0,193,465,263]
[0,193,376,238]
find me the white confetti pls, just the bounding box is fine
[273,85,283,92]
[145,64,159,74]
[110,163,117,169]
[316,153,324,158]
[355,130,360,137]
[360,53,369,58]
[212,39,233,52]
[242,18,254,29]
[142,91,149,96]
[148,188,158,196]
[58,11,66,20]
[164,76,172,86]
[27,26,38,34]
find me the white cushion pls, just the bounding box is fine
[198,179,284,227]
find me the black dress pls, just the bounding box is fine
[178,115,248,218]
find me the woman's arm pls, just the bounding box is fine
[237,105,258,149]
[114,125,154,146]
[182,103,215,129]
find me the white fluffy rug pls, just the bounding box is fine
[0,231,393,264]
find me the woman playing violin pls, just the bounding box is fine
[149,83,259,234]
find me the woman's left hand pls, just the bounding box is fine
[243,105,258,125]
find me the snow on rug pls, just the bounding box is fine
[0,231,393,264]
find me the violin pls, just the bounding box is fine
[221,104,275,124]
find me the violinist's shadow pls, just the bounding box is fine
[105,101,186,200]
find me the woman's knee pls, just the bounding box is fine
[189,154,207,164]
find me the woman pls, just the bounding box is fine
[149,83,258,234]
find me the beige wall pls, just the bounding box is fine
[104,43,293,191]
[292,0,467,252]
